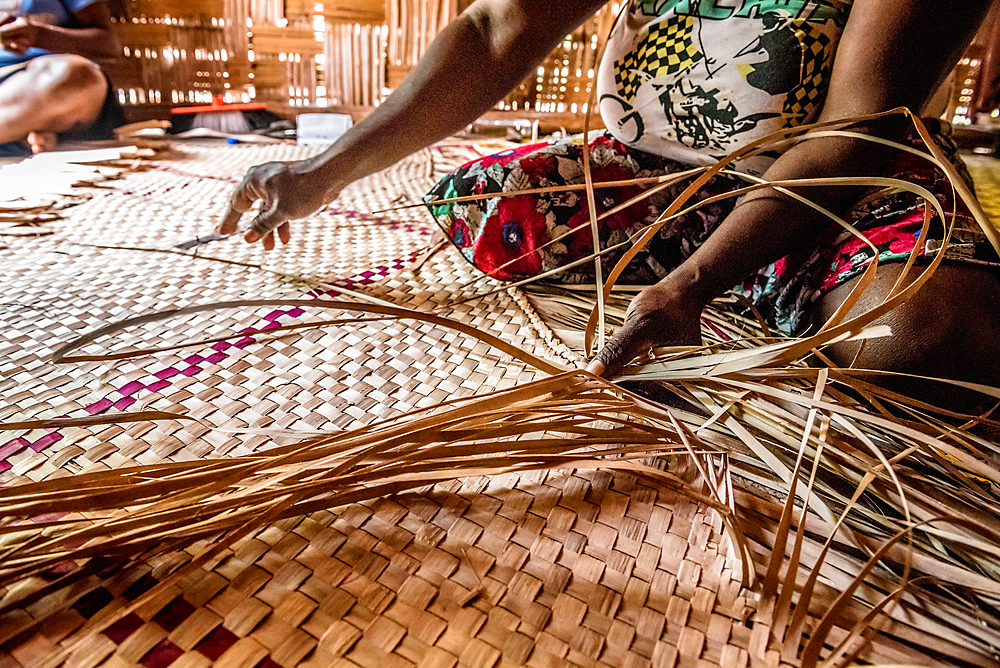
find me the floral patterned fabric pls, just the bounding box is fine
[423,133,741,286]
[424,125,997,335]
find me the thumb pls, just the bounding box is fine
[587,319,652,378]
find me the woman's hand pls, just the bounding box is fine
[586,281,704,377]
[0,16,38,54]
[218,160,338,250]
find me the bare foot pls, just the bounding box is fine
[27,131,57,155]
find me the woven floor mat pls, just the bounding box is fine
[0,141,576,482]
[3,468,748,668]
[2,141,750,668]
[13,146,996,668]
[963,154,1000,226]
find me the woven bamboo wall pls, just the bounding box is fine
[384,0,456,89]
[94,1,994,131]
[105,0,611,128]
[107,0,251,108]
[385,0,611,129]
[107,0,385,115]
[496,8,615,123]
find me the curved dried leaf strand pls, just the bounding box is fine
[50,298,568,375]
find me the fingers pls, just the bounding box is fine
[586,284,705,378]
[246,202,288,245]
[276,222,291,245]
[0,18,31,52]
[219,166,295,250]
[257,226,291,250]
[0,34,26,53]
[219,173,262,236]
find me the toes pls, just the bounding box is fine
[27,131,57,154]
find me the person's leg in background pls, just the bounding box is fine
[0,54,105,154]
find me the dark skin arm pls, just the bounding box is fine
[588,0,994,376]
[0,1,120,59]
[218,0,607,249]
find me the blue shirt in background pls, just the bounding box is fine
[0,0,101,68]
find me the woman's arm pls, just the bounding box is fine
[0,2,120,58]
[220,0,608,249]
[589,0,994,376]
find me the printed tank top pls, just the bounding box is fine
[596,0,853,174]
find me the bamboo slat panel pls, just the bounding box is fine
[105,0,611,126]
[250,26,321,105]
[319,0,385,25]
[110,0,250,109]
[386,0,455,74]
[251,25,324,55]
[262,2,385,109]
[225,0,251,69]
[114,20,172,45]
[251,59,287,89]
[137,0,226,17]
[249,0,283,33]
[385,1,612,126]
[282,0,308,18]
[324,22,384,108]
[499,8,615,117]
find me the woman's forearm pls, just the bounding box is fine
[303,0,606,196]
[32,23,119,59]
[671,130,903,306]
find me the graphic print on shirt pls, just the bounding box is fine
[598,0,849,158]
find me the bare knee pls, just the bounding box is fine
[21,55,105,130]
[26,55,105,100]
[816,263,1000,411]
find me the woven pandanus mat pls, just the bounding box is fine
[0,142,753,668]
[2,468,748,668]
[6,143,997,668]
[0,142,576,483]
[964,154,1000,224]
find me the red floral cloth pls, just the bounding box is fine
[424,125,997,334]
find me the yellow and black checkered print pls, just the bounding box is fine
[783,21,832,125]
[613,15,701,102]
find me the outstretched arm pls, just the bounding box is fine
[589,0,993,377]
[219,0,608,249]
[0,2,120,59]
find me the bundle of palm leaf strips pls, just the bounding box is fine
[3,111,1000,667]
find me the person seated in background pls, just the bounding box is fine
[218,0,1000,411]
[0,0,123,156]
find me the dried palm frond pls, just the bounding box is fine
[0,372,728,594]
